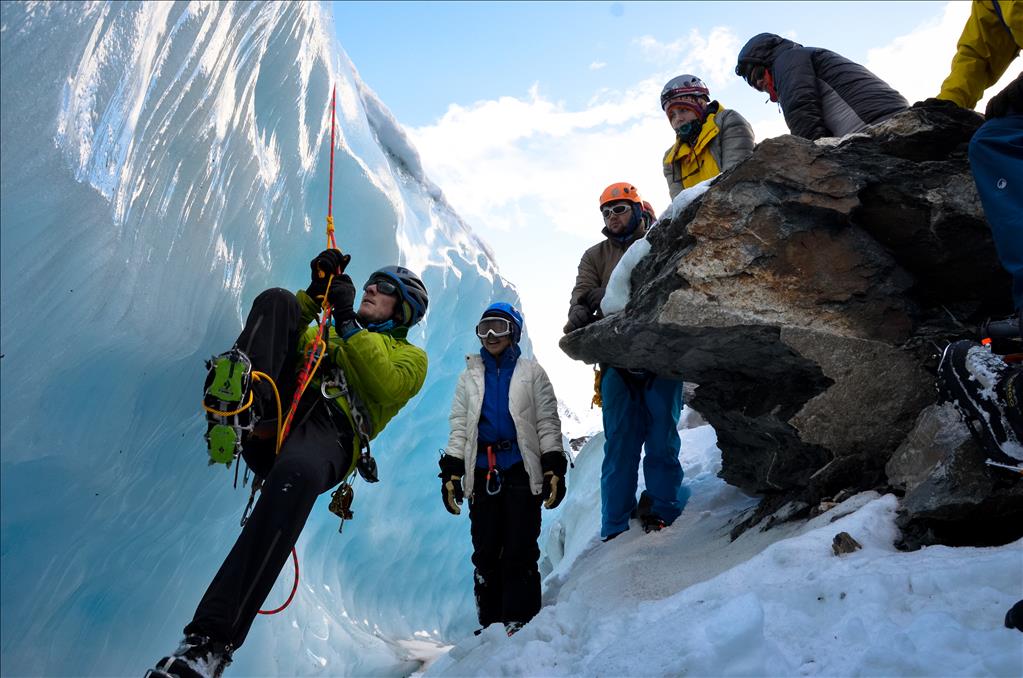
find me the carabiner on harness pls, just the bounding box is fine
[484,444,502,495]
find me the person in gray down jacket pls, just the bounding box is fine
[439,302,568,636]
[735,32,908,140]
[660,74,754,199]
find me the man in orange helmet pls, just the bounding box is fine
[564,183,685,541]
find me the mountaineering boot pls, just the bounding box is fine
[938,340,1023,463]
[1005,600,1023,632]
[630,490,654,520]
[504,621,525,636]
[641,513,667,533]
[203,348,256,466]
[147,635,233,678]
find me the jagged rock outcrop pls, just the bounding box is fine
[560,106,1017,544]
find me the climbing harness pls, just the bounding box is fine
[484,443,503,495]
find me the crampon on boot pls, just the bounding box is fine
[146,635,233,678]
[641,513,667,533]
[938,340,1023,465]
[504,621,525,636]
[203,348,256,467]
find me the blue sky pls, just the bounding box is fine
[333,1,944,126]
[328,1,1021,414]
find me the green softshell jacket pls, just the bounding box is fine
[296,289,428,463]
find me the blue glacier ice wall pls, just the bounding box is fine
[0,2,527,675]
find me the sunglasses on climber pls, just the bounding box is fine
[741,65,767,90]
[476,317,514,339]
[601,203,631,219]
[364,276,399,297]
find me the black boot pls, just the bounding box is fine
[938,340,1023,464]
[147,635,233,678]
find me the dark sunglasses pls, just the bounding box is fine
[601,204,631,219]
[740,64,766,89]
[364,276,399,296]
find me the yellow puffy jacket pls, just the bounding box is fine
[938,0,1023,109]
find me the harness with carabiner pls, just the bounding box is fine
[321,363,380,532]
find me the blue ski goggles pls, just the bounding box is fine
[476,317,514,339]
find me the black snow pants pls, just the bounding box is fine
[186,288,353,649]
[469,462,542,627]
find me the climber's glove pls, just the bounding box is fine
[307,249,350,301]
[583,287,606,313]
[540,451,568,510]
[911,97,962,112]
[986,73,1023,120]
[327,274,358,326]
[438,454,465,515]
[563,304,593,334]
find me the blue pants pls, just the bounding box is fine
[969,115,1023,310]
[600,368,684,538]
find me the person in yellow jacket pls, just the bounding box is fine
[660,74,754,199]
[149,250,428,678]
[930,1,1023,636]
[931,0,1022,313]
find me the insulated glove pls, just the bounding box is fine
[438,454,465,515]
[986,73,1023,120]
[327,274,358,325]
[307,249,350,300]
[540,451,568,509]
[563,304,592,334]
[583,287,606,313]
[911,97,961,112]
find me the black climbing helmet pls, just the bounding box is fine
[735,33,791,83]
[370,265,429,327]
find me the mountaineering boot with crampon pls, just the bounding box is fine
[641,513,667,533]
[203,348,256,466]
[938,340,1023,464]
[146,635,233,678]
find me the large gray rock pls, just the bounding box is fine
[561,105,1015,540]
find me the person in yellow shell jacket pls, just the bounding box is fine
[937,0,1022,111]
[149,250,428,678]
[660,74,755,199]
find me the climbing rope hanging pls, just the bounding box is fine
[256,84,339,616]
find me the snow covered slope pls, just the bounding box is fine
[1,3,523,675]
[430,420,1023,677]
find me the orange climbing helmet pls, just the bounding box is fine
[599,182,643,209]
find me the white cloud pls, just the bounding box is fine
[406,4,1021,411]
[635,26,742,88]
[589,61,607,71]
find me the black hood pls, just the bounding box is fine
[735,33,802,72]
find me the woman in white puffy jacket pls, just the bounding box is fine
[439,302,568,635]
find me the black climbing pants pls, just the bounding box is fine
[469,463,542,627]
[186,288,353,648]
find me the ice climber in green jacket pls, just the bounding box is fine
[149,249,429,678]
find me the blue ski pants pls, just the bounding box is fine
[969,114,1023,311]
[600,368,684,538]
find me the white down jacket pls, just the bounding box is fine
[446,353,565,496]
